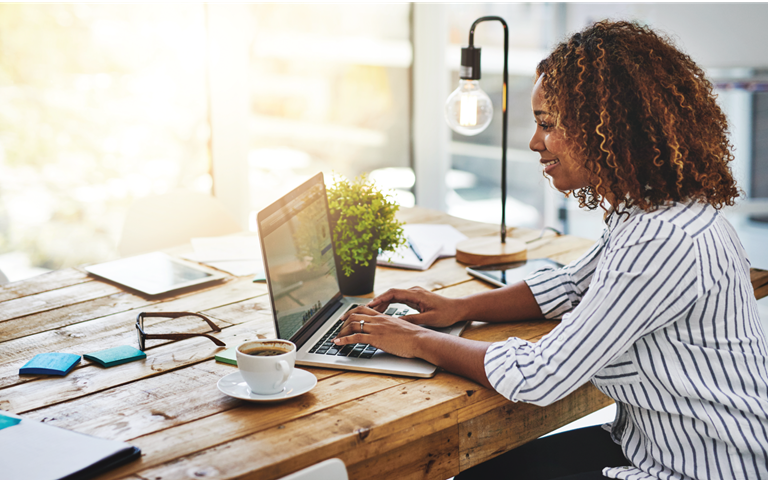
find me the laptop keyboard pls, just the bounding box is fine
[308,304,411,359]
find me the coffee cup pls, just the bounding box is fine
[236,339,296,395]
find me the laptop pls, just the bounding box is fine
[257,172,466,378]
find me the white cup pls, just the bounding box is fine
[236,339,296,395]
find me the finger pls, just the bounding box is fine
[369,287,426,308]
[351,305,381,316]
[368,288,403,308]
[335,313,372,338]
[333,333,371,346]
[368,301,389,313]
[397,312,426,324]
[341,305,378,324]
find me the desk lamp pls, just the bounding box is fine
[445,16,526,266]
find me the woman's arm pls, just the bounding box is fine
[333,305,495,388]
[367,280,544,328]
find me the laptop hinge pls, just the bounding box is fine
[291,297,344,346]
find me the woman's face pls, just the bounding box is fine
[529,75,591,192]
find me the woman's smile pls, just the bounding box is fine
[529,75,590,192]
[541,157,560,172]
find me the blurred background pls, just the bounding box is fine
[1,2,767,285]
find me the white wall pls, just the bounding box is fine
[565,4,768,69]
[559,4,768,241]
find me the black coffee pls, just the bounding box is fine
[242,348,286,357]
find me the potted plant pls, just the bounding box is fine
[327,174,405,296]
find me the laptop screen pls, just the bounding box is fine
[258,174,341,340]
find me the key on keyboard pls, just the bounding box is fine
[308,304,379,358]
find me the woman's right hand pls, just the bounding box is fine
[367,286,466,328]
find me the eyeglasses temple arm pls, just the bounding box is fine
[137,312,222,332]
[143,332,226,347]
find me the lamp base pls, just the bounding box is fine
[455,236,527,266]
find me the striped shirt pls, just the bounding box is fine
[485,200,768,479]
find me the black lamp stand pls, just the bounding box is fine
[454,16,527,266]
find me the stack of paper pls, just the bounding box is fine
[377,224,468,271]
[182,235,265,279]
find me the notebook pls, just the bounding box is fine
[257,172,466,378]
[0,411,140,480]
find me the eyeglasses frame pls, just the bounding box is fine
[135,311,226,351]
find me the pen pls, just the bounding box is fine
[407,236,423,262]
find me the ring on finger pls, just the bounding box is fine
[359,320,365,334]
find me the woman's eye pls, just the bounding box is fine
[537,121,552,131]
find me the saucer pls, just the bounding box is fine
[217,369,317,403]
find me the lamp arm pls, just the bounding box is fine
[467,17,509,243]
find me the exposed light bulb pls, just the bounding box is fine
[445,79,493,136]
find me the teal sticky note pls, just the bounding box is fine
[83,345,146,368]
[0,413,21,431]
[214,347,237,365]
[19,353,81,376]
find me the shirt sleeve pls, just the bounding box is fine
[485,216,701,406]
[525,229,607,319]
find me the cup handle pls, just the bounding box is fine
[273,360,291,390]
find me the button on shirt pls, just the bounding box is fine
[484,201,768,479]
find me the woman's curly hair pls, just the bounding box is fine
[537,20,739,211]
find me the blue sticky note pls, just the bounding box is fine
[0,413,21,431]
[83,345,146,368]
[19,353,81,376]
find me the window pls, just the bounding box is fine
[0,4,209,276]
[245,4,412,221]
[0,4,413,280]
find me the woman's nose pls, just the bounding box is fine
[529,130,544,152]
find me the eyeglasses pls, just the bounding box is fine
[135,312,226,351]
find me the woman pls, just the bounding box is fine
[334,21,768,479]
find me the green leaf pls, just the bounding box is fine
[327,173,405,276]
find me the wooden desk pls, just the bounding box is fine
[1,208,763,480]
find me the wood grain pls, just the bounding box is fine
[751,268,768,300]
[458,383,614,470]
[0,207,632,480]
[0,268,94,302]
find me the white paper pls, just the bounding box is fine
[400,224,468,258]
[181,235,264,277]
[0,411,136,480]
[378,239,442,271]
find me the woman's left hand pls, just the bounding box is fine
[333,305,432,358]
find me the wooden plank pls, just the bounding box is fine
[527,235,596,265]
[0,278,266,393]
[1,290,154,341]
[458,383,613,471]
[751,268,768,300]
[461,319,560,344]
[344,420,459,480]
[0,268,93,303]
[0,281,125,323]
[1,315,273,413]
[120,373,489,480]
[23,360,340,442]
[756,284,768,301]
[94,371,413,480]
